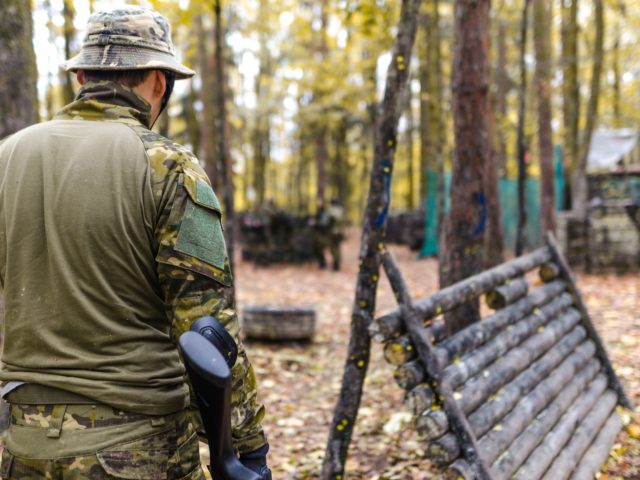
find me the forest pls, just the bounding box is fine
[1,0,640,478]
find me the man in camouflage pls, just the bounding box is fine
[0,7,270,479]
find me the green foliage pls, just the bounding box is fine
[31,0,640,220]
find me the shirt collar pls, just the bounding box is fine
[55,81,152,128]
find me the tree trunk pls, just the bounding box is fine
[196,15,220,191]
[321,0,422,476]
[61,0,76,105]
[213,0,236,275]
[484,103,504,268]
[495,20,508,177]
[572,0,604,218]
[561,0,580,208]
[0,0,38,139]
[515,0,531,256]
[612,37,621,129]
[441,0,492,334]
[534,0,556,239]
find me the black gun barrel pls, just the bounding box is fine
[179,331,259,480]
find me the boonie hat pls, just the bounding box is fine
[62,6,194,79]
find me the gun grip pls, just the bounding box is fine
[179,332,260,480]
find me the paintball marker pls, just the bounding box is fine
[179,316,260,480]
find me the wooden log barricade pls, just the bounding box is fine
[371,233,632,480]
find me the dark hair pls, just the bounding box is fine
[83,69,153,88]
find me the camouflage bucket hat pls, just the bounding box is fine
[62,7,194,79]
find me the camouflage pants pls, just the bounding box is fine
[0,403,205,479]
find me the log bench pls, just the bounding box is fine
[370,234,632,480]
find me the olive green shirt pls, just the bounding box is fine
[0,81,266,453]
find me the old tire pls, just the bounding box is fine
[242,305,316,341]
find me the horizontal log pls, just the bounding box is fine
[480,356,600,464]
[405,383,434,416]
[485,277,529,310]
[370,247,552,341]
[491,373,608,480]
[570,411,623,480]
[426,429,461,466]
[540,390,618,480]
[444,459,474,480]
[433,280,567,368]
[393,359,425,391]
[432,332,592,459]
[456,308,582,415]
[509,378,609,480]
[539,262,560,283]
[442,292,573,390]
[383,335,416,366]
[369,313,446,344]
[415,408,449,441]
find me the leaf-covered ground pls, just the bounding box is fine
[231,228,640,479]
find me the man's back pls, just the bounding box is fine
[0,117,187,414]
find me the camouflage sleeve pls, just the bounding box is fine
[154,160,267,455]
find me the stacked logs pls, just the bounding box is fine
[372,248,625,480]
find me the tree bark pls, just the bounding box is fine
[61,0,76,105]
[561,0,580,207]
[534,0,556,239]
[494,373,608,479]
[484,103,505,268]
[515,0,531,256]
[195,15,220,191]
[0,0,38,139]
[532,391,617,480]
[456,309,582,415]
[480,358,600,466]
[569,411,623,480]
[572,0,604,218]
[429,335,595,465]
[441,0,492,334]
[213,0,236,275]
[485,277,528,310]
[321,0,422,476]
[441,292,573,390]
[495,20,508,177]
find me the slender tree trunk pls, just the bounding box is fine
[441,0,492,334]
[314,0,330,203]
[321,0,422,476]
[534,0,556,238]
[214,0,236,275]
[495,20,508,177]
[61,0,76,105]
[516,0,532,256]
[403,79,416,209]
[484,104,504,267]
[561,0,579,208]
[612,37,621,129]
[196,15,220,191]
[572,0,604,218]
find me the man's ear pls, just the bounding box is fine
[76,70,85,85]
[153,70,166,99]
